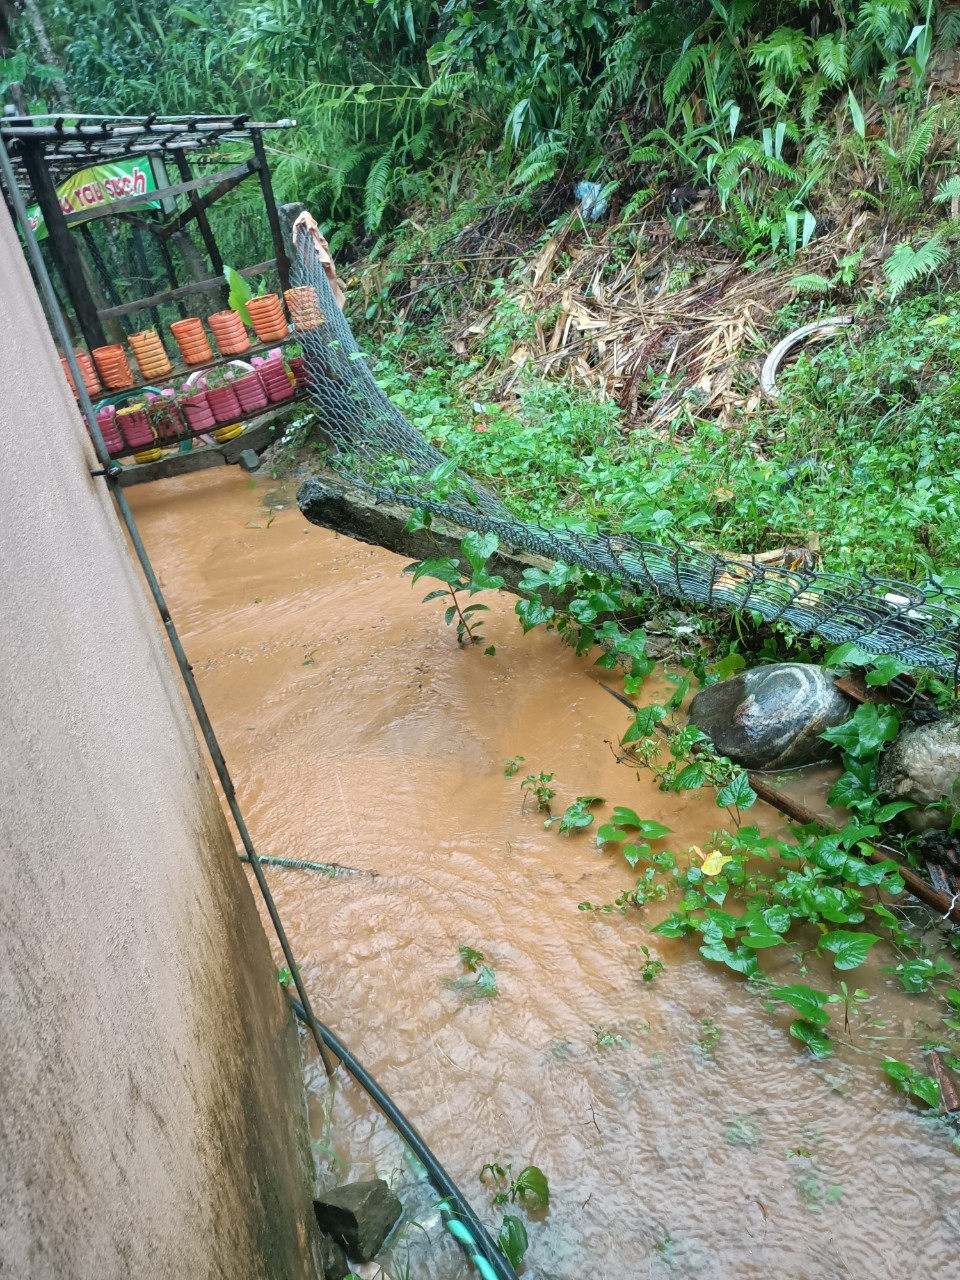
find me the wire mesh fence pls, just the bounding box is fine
[292,229,960,678]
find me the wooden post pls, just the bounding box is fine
[251,128,289,290]
[20,141,106,348]
[171,148,227,306]
[155,230,189,320]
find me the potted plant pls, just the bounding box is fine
[178,381,216,432]
[225,265,289,343]
[203,364,243,423]
[170,318,213,365]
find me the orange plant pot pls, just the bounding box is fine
[208,310,251,355]
[92,344,135,390]
[129,329,173,380]
[246,293,290,342]
[170,318,213,365]
[74,350,103,396]
[284,286,323,330]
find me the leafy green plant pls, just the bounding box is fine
[404,532,504,647]
[480,1160,549,1208]
[446,947,498,1002]
[545,795,603,834]
[880,1058,940,1107]
[520,771,557,813]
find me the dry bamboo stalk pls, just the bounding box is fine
[929,1049,960,1113]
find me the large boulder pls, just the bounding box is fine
[877,711,960,832]
[688,663,855,771]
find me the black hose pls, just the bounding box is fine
[290,1000,517,1280]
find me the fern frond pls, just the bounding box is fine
[363,146,394,232]
[790,273,832,292]
[901,107,938,174]
[813,32,848,84]
[934,175,960,204]
[883,232,949,298]
[510,139,568,190]
[664,43,704,107]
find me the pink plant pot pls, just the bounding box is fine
[206,384,242,424]
[287,356,309,390]
[117,407,154,450]
[95,407,124,457]
[233,371,269,413]
[260,367,295,402]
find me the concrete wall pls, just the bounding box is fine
[0,205,321,1277]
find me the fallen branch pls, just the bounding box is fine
[238,853,375,877]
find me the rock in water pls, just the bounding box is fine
[877,712,960,832]
[313,1179,402,1262]
[688,663,854,770]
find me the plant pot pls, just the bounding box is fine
[284,286,323,330]
[208,310,251,355]
[95,406,124,456]
[146,394,183,442]
[287,356,309,390]
[206,383,242,424]
[74,350,103,396]
[133,448,165,464]
[180,390,216,432]
[170,318,213,365]
[246,293,289,342]
[129,329,172,379]
[260,363,295,402]
[92,344,135,390]
[232,371,269,414]
[213,423,244,442]
[116,404,154,450]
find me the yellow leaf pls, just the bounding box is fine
[700,850,733,877]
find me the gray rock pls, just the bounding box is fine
[317,1232,349,1280]
[878,711,960,832]
[236,448,261,472]
[689,663,854,771]
[313,1179,402,1262]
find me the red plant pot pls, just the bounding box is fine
[181,391,216,431]
[260,364,295,403]
[287,356,309,390]
[206,384,242,424]
[117,406,154,450]
[95,407,124,457]
[148,398,184,442]
[232,371,269,414]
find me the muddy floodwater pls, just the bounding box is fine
[131,468,960,1280]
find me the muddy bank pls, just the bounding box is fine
[130,468,960,1280]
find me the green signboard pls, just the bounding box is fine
[26,155,160,240]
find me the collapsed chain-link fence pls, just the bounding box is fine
[292,230,960,677]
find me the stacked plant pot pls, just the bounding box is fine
[284,286,323,330]
[206,380,242,424]
[208,310,251,355]
[180,388,216,434]
[92,344,135,390]
[257,354,295,403]
[72,350,103,397]
[287,356,309,390]
[116,404,155,451]
[233,369,269,415]
[246,293,289,343]
[146,390,183,442]
[129,329,173,380]
[170,318,213,366]
[94,405,124,456]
